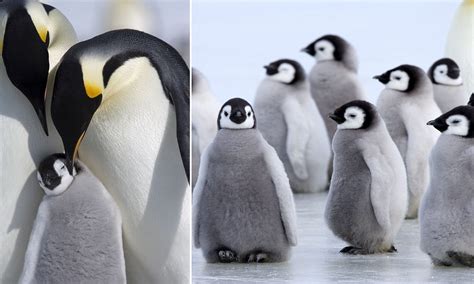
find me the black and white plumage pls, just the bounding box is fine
[325,100,407,254]
[375,64,441,219]
[427,58,468,112]
[193,98,297,263]
[50,29,190,283]
[420,105,474,267]
[0,1,77,281]
[20,154,125,283]
[254,59,330,193]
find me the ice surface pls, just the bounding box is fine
[192,193,474,283]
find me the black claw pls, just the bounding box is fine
[388,245,398,253]
[340,246,355,253]
[217,249,237,263]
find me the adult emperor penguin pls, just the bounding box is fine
[445,0,473,94]
[50,29,190,283]
[325,100,407,254]
[20,154,126,283]
[0,1,76,282]
[193,98,298,263]
[254,59,330,193]
[420,106,474,267]
[428,58,468,112]
[301,34,367,142]
[192,68,220,187]
[374,64,441,219]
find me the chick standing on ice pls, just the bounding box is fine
[254,59,330,193]
[193,98,297,263]
[325,101,407,255]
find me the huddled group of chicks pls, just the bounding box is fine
[192,34,473,267]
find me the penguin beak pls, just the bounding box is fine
[2,8,51,135]
[51,61,103,174]
[329,113,345,124]
[230,108,247,124]
[373,73,390,84]
[264,65,278,75]
[427,119,447,132]
[468,93,474,107]
[300,46,314,56]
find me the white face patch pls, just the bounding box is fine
[314,40,335,62]
[37,159,75,196]
[445,114,469,136]
[433,64,462,86]
[338,106,366,130]
[386,70,410,91]
[219,105,255,129]
[268,63,296,84]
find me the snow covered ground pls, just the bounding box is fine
[193,0,460,105]
[193,193,474,283]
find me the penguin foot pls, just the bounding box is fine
[217,249,237,263]
[340,246,368,255]
[447,251,474,267]
[246,252,269,263]
[387,245,397,253]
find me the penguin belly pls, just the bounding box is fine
[0,72,62,282]
[199,130,289,262]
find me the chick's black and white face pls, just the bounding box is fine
[433,64,462,86]
[444,115,470,136]
[37,158,76,196]
[218,99,256,130]
[314,40,335,62]
[337,106,366,129]
[386,70,410,91]
[267,63,296,84]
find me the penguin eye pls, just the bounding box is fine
[349,114,356,118]
[318,47,325,51]
[224,111,229,117]
[452,119,460,124]
[61,165,66,170]
[247,112,251,117]
[394,76,401,80]
[440,70,444,74]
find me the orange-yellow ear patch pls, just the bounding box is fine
[37,25,48,43]
[84,82,103,98]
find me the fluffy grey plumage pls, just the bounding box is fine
[20,160,126,283]
[420,107,474,267]
[254,61,330,193]
[432,84,468,113]
[325,101,407,254]
[375,65,440,218]
[303,35,366,142]
[193,128,297,263]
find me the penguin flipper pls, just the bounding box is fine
[259,133,298,246]
[282,97,310,179]
[447,251,474,267]
[358,140,391,231]
[192,143,213,248]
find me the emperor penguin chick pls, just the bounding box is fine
[428,58,468,112]
[192,68,220,187]
[421,106,474,267]
[375,64,441,219]
[20,154,125,283]
[254,59,330,193]
[325,100,407,255]
[301,34,367,142]
[193,98,297,263]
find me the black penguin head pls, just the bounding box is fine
[329,100,376,130]
[37,153,79,196]
[373,64,424,93]
[301,34,348,62]
[263,59,305,85]
[1,1,54,135]
[427,58,462,86]
[217,98,256,130]
[427,106,474,138]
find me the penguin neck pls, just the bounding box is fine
[214,128,261,156]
